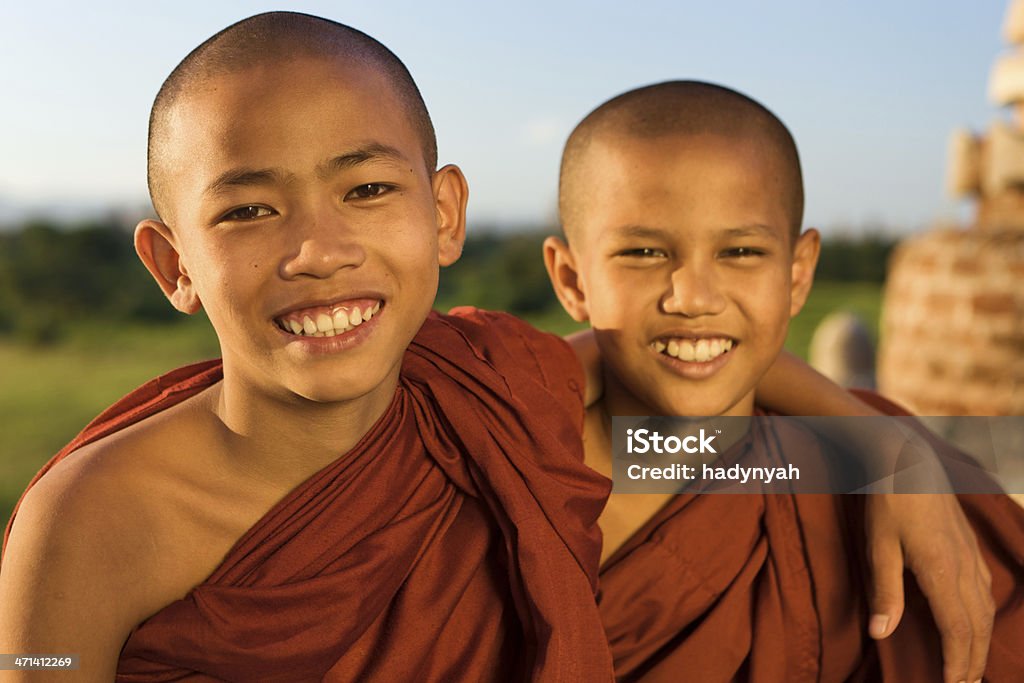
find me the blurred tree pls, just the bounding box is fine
[815,234,895,282]
[0,220,897,345]
[0,220,178,343]
[438,230,558,313]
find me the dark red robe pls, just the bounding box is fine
[4,309,615,682]
[598,392,1024,682]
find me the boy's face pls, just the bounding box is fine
[138,56,466,406]
[548,132,818,417]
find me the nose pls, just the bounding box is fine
[661,261,727,317]
[280,202,366,280]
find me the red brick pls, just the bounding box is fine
[967,364,1006,383]
[926,293,959,310]
[991,333,1024,351]
[972,292,1019,315]
[952,257,983,274]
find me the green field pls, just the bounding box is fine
[0,282,882,529]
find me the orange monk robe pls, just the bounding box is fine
[598,392,1024,682]
[4,309,614,682]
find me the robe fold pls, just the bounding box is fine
[4,308,614,682]
[598,391,1024,682]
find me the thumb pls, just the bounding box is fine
[868,538,905,639]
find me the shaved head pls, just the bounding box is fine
[559,80,804,244]
[147,11,436,220]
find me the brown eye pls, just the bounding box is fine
[222,206,274,221]
[721,247,767,258]
[619,247,667,258]
[345,183,393,200]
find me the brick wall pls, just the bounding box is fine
[878,228,1024,414]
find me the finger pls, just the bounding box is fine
[951,503,992,683]
[914,554,972,683]
[867,536,905,638]
[977,551,992,588]
[964,557,995,683]
[938,605,973,683]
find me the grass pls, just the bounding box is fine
[0,316,220,528]
[0,282,882,530]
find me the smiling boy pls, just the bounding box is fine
[0,13,615,681]
[545,81,1024,682]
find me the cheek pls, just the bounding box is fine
[386,200,439,258]
[379,224,442,317]
[584,266,652,325]
[741,272,793,341]
[393,230,439,281]
[185,237,265,310]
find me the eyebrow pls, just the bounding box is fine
[204,168,288,198]
[608,224,672,240]
[203,142,411,198]
[720,224,783,242]
[607,223,783,242]
[316,143,409,177]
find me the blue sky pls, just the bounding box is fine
[0,1,1013,233]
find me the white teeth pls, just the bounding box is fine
[655,337,733,363]
[281,300,381,337]
[332,309,349,330]
[694,339,710,362]
[316,313,334,334]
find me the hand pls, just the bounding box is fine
[864,493,994,683]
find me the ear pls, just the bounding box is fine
[789,228,820,318]
[134,219,202,314]
[543,235,590,323]
[431,164,469,267]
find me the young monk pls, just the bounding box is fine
[545,81,1024,682]
[0,13,616,681]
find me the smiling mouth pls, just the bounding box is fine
[652,336,736,363]
[275,300,382,337]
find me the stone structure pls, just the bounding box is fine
[878,0,1024,416]
[808,312,876,390]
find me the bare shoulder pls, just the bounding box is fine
[0,389,233,676]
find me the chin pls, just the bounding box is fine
[661,403,728,418]
[652,390,742,418]
[298,389,358,405]
[282,375,374,405]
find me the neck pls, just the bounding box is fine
[207,361,400,489]
[598,370,754,459]
[600,365,757,419]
